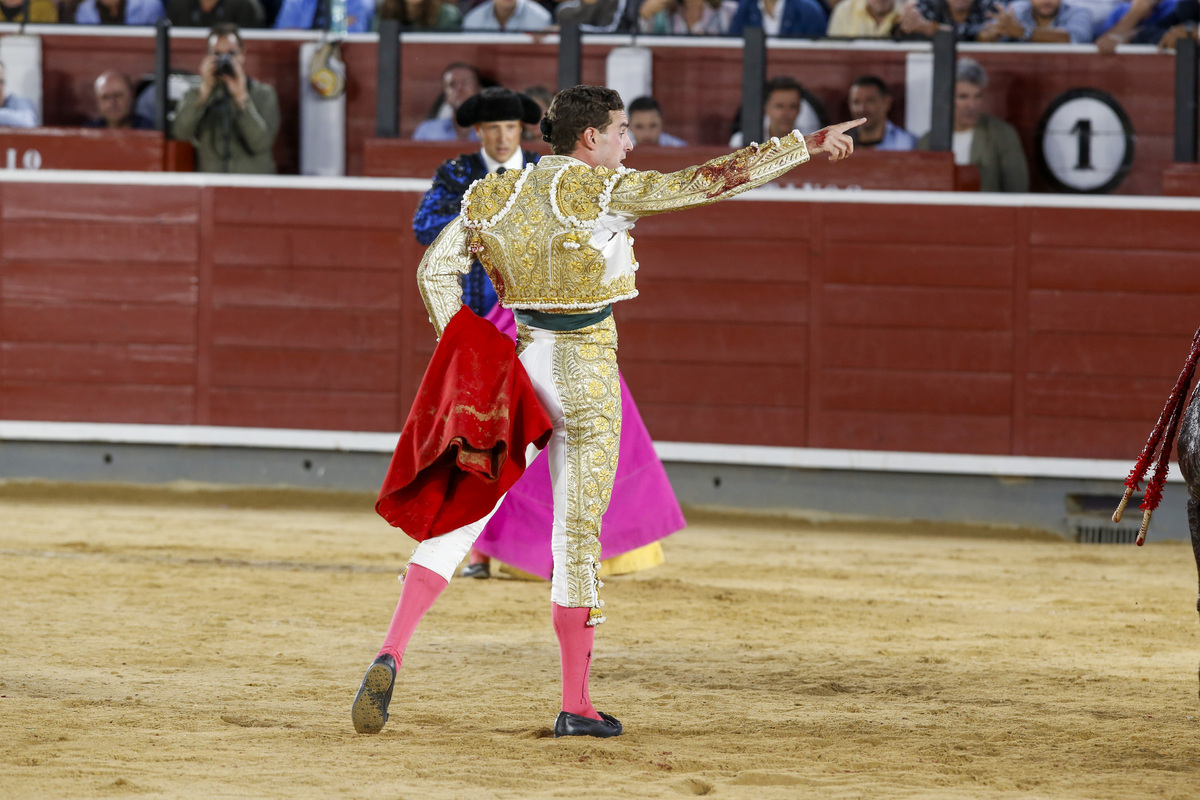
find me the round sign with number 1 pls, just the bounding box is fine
[1036,88,1135,193]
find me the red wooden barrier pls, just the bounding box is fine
[0,128,193,171]
[2,176,1196,461]
[1162,164,1200,196]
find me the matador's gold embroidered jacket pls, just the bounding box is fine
[417,132,810,335]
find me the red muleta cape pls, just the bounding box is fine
[376,306,553,542]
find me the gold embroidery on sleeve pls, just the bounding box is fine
[416,216,471,338]
[607,131,811,216]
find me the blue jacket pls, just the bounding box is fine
[413,149,540,316]
[0,95,38,128]
[274,0,374,32]
[75,0,165,24]
[729,0,828,37]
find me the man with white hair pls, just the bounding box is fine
[88,71,155,129]
[918,58,1029,192]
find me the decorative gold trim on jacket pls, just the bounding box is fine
[416,215,471,338]
[550,316,621,613]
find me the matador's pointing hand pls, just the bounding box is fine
[805,118,867,162]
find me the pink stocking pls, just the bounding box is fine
[377,565,448,665]
[552,603,600,720]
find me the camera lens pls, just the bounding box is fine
[214,54,235,77]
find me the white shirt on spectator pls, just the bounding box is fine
[757,0,787,34]
[952,129,974,166]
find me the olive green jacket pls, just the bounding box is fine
[920,113,1029,193]
[173,79,280,175]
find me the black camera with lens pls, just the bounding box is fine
[214,53,236,78]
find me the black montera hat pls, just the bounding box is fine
[455,87,544,127]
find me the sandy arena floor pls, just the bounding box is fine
[1,481,1198,800]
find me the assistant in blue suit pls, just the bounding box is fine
[412,87,545,317]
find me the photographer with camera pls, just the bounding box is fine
[172,23,280,174]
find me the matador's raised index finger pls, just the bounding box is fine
[829,117,868,133]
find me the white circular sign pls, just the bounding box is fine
[1038,90,1134,193]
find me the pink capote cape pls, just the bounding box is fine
[474,305,686,579]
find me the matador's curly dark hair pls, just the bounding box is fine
[541,85,624,155]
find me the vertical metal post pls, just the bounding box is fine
[558,22,581,91]
[740,25,766,145]
[376,18,400,138]
[155,18,171,137]
[928,27,956,152]
[1175,35,1198,162]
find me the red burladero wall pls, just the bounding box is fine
[0,179,1195,461]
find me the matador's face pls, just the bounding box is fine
[590,110,633,170]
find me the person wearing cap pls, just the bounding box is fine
[355,85,862,740]
[412,87,545,582]
[412,86,545,317]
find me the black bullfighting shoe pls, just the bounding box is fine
[459,562,490,579]
[552,711,623,738]
[351,654,396,734]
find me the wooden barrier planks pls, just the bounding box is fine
[1,177,1197,463]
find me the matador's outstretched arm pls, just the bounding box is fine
[604,118,864,218]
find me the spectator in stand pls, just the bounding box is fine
[556,0,638,30]
[1,0,57,22]
[1068,0,1118,32]
[87,71,155,129]
[897,0,1000,40]
[462,0,552,29]
[75,0,165,23]
[729,75,823,147]
[0,60,38,128]
[414,62,483,141]
[167,0,266,28]
[634,0,736,33]
[846,75,916,150]
[1096,0,1178,52]
[172,23,280,173]
[375,0,462,29]
[274,0,375,30]
[827,0,902,36]
[918,57,1028,192]
[627,96,688,146]
[1158,0,1199,48]
[977,0,1095,41]
[728,0,828,36]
